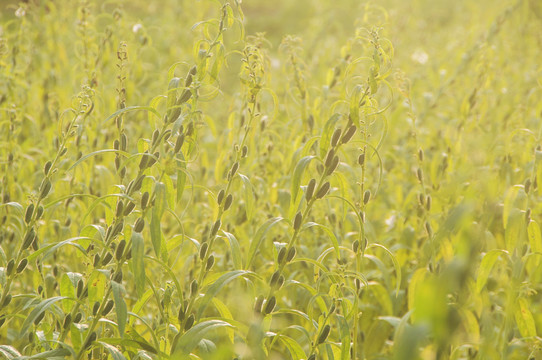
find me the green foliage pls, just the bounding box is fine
[1,0,542,359]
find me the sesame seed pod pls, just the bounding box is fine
[151,130,160,146]
[121,133,127,151]
[325,156,339,176]
[341,125,356,144]
[363,190,371,204]
[178,89,192,105]
[223,194,233,211]
[34,311,45,325]
[211,219,222,237]
[286,246,296,262]
[139,152,149,170]
[306,178,316,201]
[331,128,342,147]
[416,168,424,182]
[0,317,4,328]
[277,247,287,264]
[132,174,145,192]
[293,212,303,231]
[199,243,208,260]
[263,296,276,315]
[102,299,114,316]
[43,161,52,176]
[92,301,100,316]
[315,182,330,199]
[134,217,145,233]
[276,275,285,290]
[163,130,172,142]
[317,324,331,344]
[418,193,425,205]
[16,258,28,273]
[217,189,225,205]
[418,148,424,162]
[254,295,264,313]
[242,145,248,158]
[115,239,126,261]
[177,305,185,323]
[352,240,360,253]
[113,271,123,283]
[25,204,34,224]
[123,201,135,216]
[184,314,195,330]
[112,221,124,238]
[83,332,97,350]
[324,149,335,168]
[63,313,72,329]
[206,255,215,271]
[141,191,150,209]
[269,271,280,288]
[36,206,44,220]
[230,162,239,177]
[114,156,121,171]
[39,179,52,198]
[426,195,432,211]
[22,228,36,250]
[425,221,433,237]
[77,280,84,298]
[146,152,159,167]
[102,252,113,266]
[113,139,120,150]
[308,355,316,360]
[2,294,11,307]
[93,254,101,268]
[358,153,365,166]
[525,178,531,194]
[115,200,124,218]
[174,134,185,153]
[73,312,83,323]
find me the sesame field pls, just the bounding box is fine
[1,0,542,359]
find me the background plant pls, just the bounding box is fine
[0,0,541,359]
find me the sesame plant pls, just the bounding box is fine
[0,0,541,359]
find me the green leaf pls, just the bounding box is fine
[238,174,255,221]
[27,348,71,359]
[171,320,233,356]
[528,220,542,253]
[290,156,316,209]
[196,270,253,319]
[337,315,351,360]
[59,272,81,312]
[112,281,127,337]
[19,296,66,337]
[150,182,167,258]
[176,153,188,203]
[279,335,306,360]
[349,85,364,126]
[131,232,146,298]
[319,113,341,158]
[222,231,243,269]
[96,342,127,360]
[366,243,402,296]
[503,185,521,230]
[27,237,92,262]
[0,345,21,359]
[515,298,537,338]
[476,249,507,292]
[246,217,284,269]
